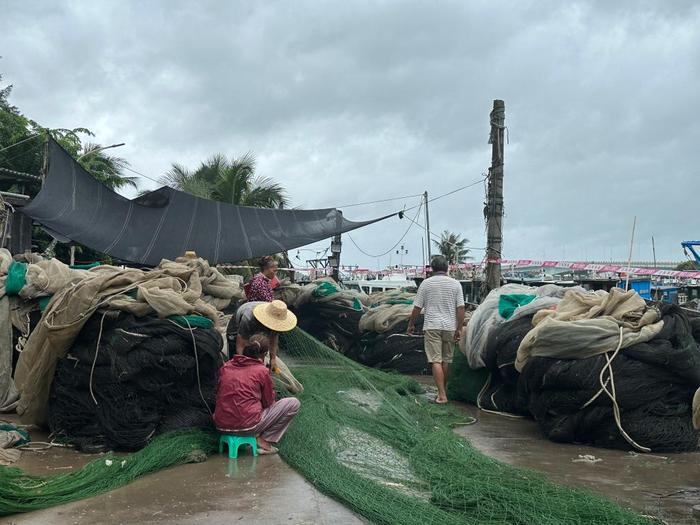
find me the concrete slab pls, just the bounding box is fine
[453,405,700,525]
[0,424,364,525]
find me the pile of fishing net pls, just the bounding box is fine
[448,284,569,409]
[451,284,700,452]
[355,302,429,374]
[476,314,533,414]
[48,312,223,451]
[521,304,700,452]
[283,279,368,355]
[13,254,241,426]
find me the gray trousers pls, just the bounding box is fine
[219,397,301,443]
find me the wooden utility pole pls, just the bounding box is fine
[483,100,505,296]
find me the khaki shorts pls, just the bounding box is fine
[424,329,455,364]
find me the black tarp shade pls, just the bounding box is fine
[21,140,391,265]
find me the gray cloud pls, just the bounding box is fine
[2,1,699,267]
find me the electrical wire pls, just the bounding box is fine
[122,165,164,186]
[347,198,423,258]
[400,211,488,252]
[334,192,423,209]
[0,134,39,153]
[403,176,487,213]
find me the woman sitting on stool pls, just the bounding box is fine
[213,334,300,455]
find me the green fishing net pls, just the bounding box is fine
[277,329,654,525]
[0,429,217,516]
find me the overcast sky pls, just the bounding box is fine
[2,1,699,269]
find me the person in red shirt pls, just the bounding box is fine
[245,256,280,302]
[213,334,300,454]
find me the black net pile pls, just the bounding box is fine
[48,313,223,452]
[295,303,365,356]
[478,315,532,414]
[520,305,700,452]
[354,315,429,374]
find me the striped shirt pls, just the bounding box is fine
[414,274,465,331]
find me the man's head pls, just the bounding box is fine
[430,255,449,273]
[253,300,298,333]
[243,334,270,361]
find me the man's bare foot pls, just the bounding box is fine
[435,397,448,404]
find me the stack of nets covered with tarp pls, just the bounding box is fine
[12,254,244,429]
[355,293,429,374]
[48,312,223,451]
[278,278,368,355]
[449,283,700,452]
[448,283,571,411]
[519,300,700,452]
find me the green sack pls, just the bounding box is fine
[168,315,214,329]
[498,294,536,320]
[4,262,27,296]
[446,349,490,404]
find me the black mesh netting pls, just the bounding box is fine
[48,313,223,451]
[295,303,430,374]
[354,317,429,374]
[295,303,365,356]
[477,315,533,415]
[520,304,700,452]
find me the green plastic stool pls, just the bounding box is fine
[219,434,258,458]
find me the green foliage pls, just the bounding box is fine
[433,230,471,264]
[161,153,287,208]
[1,74,136,193]
[1,72,135,262]
[676,260,700,271]
[77,143,137,190]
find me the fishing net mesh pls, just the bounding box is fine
[0,328,654,523]
[0,429,217,515]
[277,329,653,525]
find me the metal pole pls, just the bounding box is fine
[482,100,505,296]
[624,216,637,291]
[424,191,431,263]
[651,236,657,268]
[77,142,126,161]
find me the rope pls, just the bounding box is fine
[584,327,652,453]
[0,134,39,153]
[475,371,526,419]
[167,318,213,417]
[88,312,109,406]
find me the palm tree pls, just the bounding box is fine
[433,230,471,264]
[78,143,138,191]
[160,153,287,208]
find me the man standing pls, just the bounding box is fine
[407,255,465,404]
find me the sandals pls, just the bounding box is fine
[257,446,279,455]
